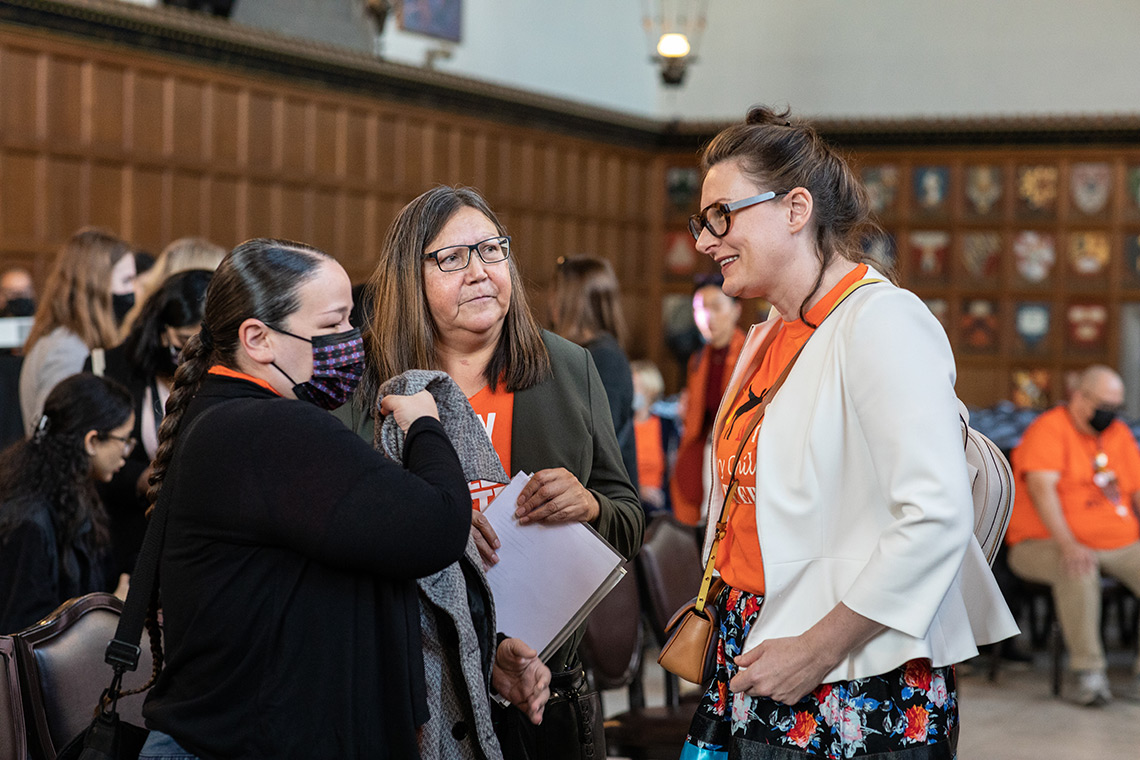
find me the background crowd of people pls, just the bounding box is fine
[1,106,1137,759]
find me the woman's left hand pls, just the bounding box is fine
[492,638,551,724]
[728,634,833,705]
[516,468,600,525]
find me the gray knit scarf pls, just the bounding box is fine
[376,369,509,485]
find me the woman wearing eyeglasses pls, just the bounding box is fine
[0,373,134,633]
[680,107,1016,760]
[343,185,644,760]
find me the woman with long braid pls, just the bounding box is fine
[133,239,476,760]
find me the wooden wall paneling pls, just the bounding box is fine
[89,162,123,234]
[402,118,426,192]
[1,46,43,144]
[131,71,165,158]
[310,187,339,256]
[246,90,274,171]
[209,175,239,248]
[341,192,369,273]
[213,85,242,169]
[1,153,40,246]
[0,22,664,380]
[420,121,442,187]
[279,184,309,243]
[169,171,203,241]
[244,179,272,242]
[314,103,339,179]
[45,156,85,243]
[345,108,370,184]
[89,62,126,152]
[375,113,398,190]
[129,167,165,251]
[46,55,83,147]
[456,129,478,189]
[280,97,310,177]
[171,77,204,162]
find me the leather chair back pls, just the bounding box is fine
[0,635,27,760]
[638,516,703,643]
[580,560,642,691]
[13,593,155,760]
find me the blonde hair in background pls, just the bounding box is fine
[121,237,227,334]
[24,227,131,353]
[631,359,665,404]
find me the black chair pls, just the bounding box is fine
[993,550,1139,698]
[581,560,645,706]
[1,635,27,760]
[585,517,706,759]
[13,593,155,760]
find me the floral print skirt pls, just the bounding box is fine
[682,585,959,760]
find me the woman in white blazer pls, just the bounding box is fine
[680,107,1017,760]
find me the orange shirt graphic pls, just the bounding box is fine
[1007,405,1140,549]
[715,264,869,595]
[467,384,514,512]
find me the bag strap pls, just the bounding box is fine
[90,348,105,378]
[104,403,220,674]
[693,276,883,614]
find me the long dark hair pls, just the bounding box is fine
[0,373,133,549]
[360,185,550,402]
[700,105,888,326]
[122,239,330,700]
[122,269,213,381]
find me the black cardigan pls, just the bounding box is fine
[141,375,471,759]
[584,332,639,494]
[0,501,106,633]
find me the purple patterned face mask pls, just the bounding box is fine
[271,326,365,410]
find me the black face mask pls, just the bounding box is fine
[112,293,135,325]
[1090,407,1117,433]
[1,297,34,317]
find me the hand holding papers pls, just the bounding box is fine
[483,472,626,661]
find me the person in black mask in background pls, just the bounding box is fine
[84,269,212,579]
[19,228,134,436]
[0,267,35,317]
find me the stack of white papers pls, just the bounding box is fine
[483,472,626,661]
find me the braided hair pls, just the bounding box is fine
[119,239,329,697]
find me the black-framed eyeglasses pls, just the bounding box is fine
[423,236,511,272]
[100,433,137,455]
[688,191,789,241]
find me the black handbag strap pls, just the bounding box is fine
[104,403,220,674]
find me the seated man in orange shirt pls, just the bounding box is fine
[1007,365,1140,706]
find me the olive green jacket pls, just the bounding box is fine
[335,330,644,671]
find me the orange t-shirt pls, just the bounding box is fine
[1007,405,1140,549]
[715,264,869,595]
[635,415,665,491]
[467,384,514,512]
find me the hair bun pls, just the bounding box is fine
[744,104,794,127]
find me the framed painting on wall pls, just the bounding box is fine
[400,0,462,42]
[964,165,1003,219]
[1011,369,1051,409]
[664,230,699,276]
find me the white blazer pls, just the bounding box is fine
[701,269,1018,683]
